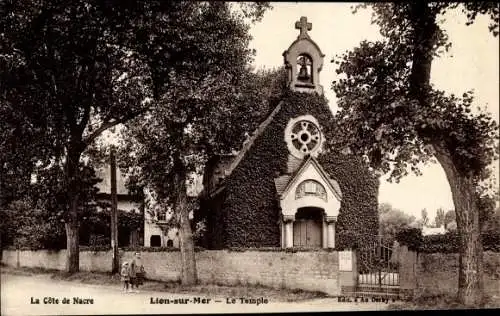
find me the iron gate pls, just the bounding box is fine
[357,237,400,288]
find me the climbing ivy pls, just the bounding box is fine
[204,91,379,249]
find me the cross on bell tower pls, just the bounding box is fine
[284,16,325,95]
[295,16,312,39]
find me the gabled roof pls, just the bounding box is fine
[283,36,325,59]
[224,101,284,177]
[205,101,284,198]
[274,175,292,194]
[277,155,342,201]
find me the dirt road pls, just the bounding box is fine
[1,273,389,315]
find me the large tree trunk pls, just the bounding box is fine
[407,2,485,305]
[174,159,197,285]
[65,196,80,273]
[65,148,82,274]
[433,145,484,306]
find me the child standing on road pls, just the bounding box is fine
[120,262,130,293]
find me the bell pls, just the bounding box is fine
[298,64,309,81]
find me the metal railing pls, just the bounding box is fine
[357,238,400,288]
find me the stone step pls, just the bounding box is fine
[357,284,400,290]
[356,287,401,294]
[341,285,401,295]
[341,291,404,300]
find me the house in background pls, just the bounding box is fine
[421,224,447,236]
[94,153,203,249]
[143,174,202,248]
[143,206,182,248]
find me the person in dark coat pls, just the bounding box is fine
[130,252,145,292]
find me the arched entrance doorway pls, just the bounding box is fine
[293,207,324,248]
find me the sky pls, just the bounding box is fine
[248,3,499,221]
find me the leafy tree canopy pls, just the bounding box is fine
[435,208,445,227]
[379,203,416,240]
[0,0,271,273]
[333,3,499,184]
[333,3,499,305]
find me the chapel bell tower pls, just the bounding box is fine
[283,16,325,95]
[276,17,340,249]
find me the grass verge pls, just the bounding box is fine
[387,288,500,310]
[1,265,328,302]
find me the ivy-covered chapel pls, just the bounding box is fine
[199,17,379,249]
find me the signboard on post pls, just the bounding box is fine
[339,250,353,271]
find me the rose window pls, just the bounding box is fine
[290,120,321,154]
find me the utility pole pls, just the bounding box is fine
[110,147,119,274]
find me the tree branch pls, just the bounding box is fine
[77,103,92,137]
[83,107,151,146]
[408,2,437,104]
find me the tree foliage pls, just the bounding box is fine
[334,3,499,182]
[121,67,286,202]
[0,0,153,271]
[0,0,270,273]
[1,163,100,249]
[421,208,429,226]
[334,2,499,305]
[0,0,151,160]
[333,42,498,182]
[114,2,272,284]
[0,103,47,208]
[379,203,415,241]
[435,208,445,228]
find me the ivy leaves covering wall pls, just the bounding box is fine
[206,90,379,249]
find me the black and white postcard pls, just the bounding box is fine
[1,2,499,315]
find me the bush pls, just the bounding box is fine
[421,231,500,253]
[482,231,500,252]
[80,246,208,252]
[420,233,460,253]
[3,199,66,250]
[395,228,423,251]
[395,227,499,253]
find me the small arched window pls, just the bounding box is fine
[295,180,327,201]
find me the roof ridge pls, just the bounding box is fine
[279,155,314,197]
[279,156,342,201]
[225,101,284,177]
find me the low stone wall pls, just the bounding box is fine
[382,248,500,295]
[2,249,348,295]
[416,251,500,296]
